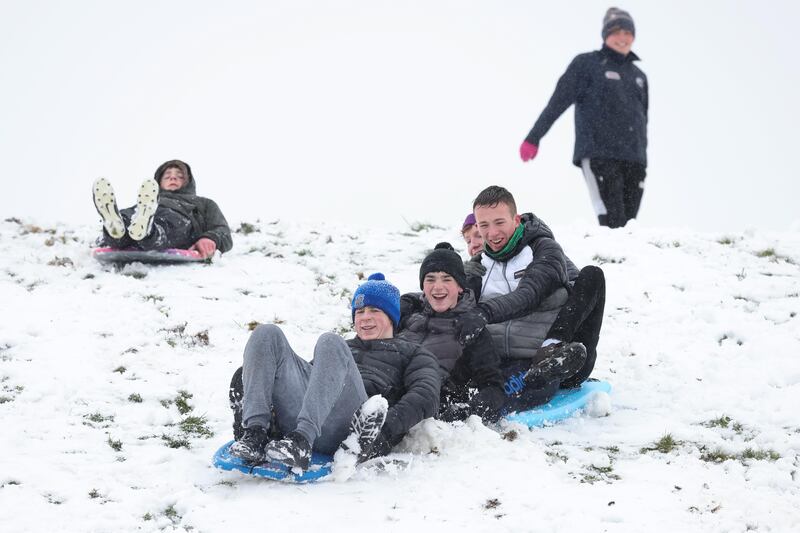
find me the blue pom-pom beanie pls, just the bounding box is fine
[351,272,401,327]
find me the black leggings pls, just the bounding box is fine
[547,265,605,388]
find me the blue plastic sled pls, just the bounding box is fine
[213,440,333,483]
[504,380,612,427]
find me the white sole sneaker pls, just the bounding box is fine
[92,177,125,239]
[338,395,389,462]
[127,180,160,241]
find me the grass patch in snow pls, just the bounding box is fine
[161,434,191,449]
[107,436,123,452]
[740,448,780,462]
[179,415,214,438]
[592,254,625,265]
[174,390,193,415]
[128,393,143,403]
[404,220,444,232]
[84,413,114,428]
[236,221,260,234]
[161,323,210,348]
[47,256,74,267]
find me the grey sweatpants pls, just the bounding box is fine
[241,324,368,454]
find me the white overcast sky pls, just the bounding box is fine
[1,0,798,233]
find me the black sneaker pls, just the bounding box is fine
[127,179,159,241]
[228,425,270,463]
[92,178,126,239]
[525,342,587,388]
[229,367,244,441]
[338,395,388,463]
[264,431,311,470]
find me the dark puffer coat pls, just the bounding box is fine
[347,336,441,446]
[469,213,579,360]
[120,160,233,253]
[525,45,648,167]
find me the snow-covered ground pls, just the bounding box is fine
[1,216,799,532]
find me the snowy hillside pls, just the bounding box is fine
[1,216,799,532]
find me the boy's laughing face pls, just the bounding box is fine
[422,272,462,313]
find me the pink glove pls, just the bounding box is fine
[519,141,539,162]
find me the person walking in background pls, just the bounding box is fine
[519,7,648,229]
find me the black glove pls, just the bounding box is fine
[455,306,489,345]
[438,402,472,423]
[399,292,424,329]
[463,260,486,278]
[469,386,506,423]
[358,428,393,463]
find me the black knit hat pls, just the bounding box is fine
[419,242,467,290]
[602,7,635,40]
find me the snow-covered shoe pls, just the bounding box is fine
[525,342,587,388]
[264,431,311,470]
[127,179,159,241]
[228,425,270,463]
[92,177,125,239]
[338,395,388,463]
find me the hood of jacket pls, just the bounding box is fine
[153,159,197,195]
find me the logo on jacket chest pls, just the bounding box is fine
[604,70,621,80]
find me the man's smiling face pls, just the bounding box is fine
[474,202,521,253]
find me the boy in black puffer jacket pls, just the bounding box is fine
[92,159,232,258]
[398,243,506,423]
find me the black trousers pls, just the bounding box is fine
[498,265,606,412]
[582,158,646,228]
[547,265,605,388]
[101,206,196,250]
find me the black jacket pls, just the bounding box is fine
[129,160,233,253]
[525,45,648,167]
[347,337,440,446]
[470,213,578,325]
[468,214,578,360]
[398,290,504,395]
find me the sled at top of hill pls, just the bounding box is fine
[92,247,206,264]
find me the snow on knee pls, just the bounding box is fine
[584,391,612,417]
[361,394,388,416]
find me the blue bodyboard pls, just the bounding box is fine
[504,380,612,427]
[212,440,333,483]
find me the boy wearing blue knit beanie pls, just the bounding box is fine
[227,273,440,470]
